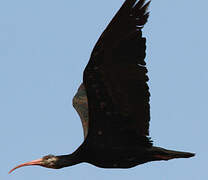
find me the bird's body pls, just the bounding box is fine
[80,144,150,169]
[9,0,194,174]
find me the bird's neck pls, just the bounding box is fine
[56,151,84,168]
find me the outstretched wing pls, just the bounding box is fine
[84,0,152,147]
[73,84,89,139]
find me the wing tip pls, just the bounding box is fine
[133,0,151,28]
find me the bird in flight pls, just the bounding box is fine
[9,0,194,173]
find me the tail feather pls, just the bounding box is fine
[152,147,195,160]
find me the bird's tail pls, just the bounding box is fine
[151,146,195,160]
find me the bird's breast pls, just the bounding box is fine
[83,145,148,168]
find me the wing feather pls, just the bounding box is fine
[83,0,152,147]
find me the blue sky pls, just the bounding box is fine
[1,0,207,179]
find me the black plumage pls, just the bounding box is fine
[9,0,194,174]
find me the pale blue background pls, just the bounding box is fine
[1,0,207,179]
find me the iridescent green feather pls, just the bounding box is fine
[73,84,89,139]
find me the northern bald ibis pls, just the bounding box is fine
[9,0,194,173]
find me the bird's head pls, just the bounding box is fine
[9,155,62,174]
[9,153,82,174]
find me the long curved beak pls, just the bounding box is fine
[9,158,43,174]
